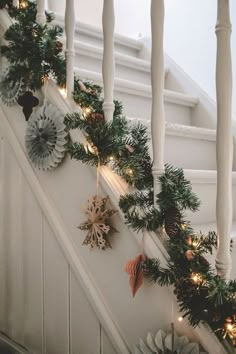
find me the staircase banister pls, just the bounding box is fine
[47,79,229,354]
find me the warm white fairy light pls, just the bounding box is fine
[190,272,203,285]
[178,316,183,322]
[127,168,133,176]
[59,87,67,99]
[19,0,28,8]
[83,107,92,117]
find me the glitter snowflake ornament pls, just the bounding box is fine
[0,69,25,106]
[25,103,67,170]
[79,195,117,250]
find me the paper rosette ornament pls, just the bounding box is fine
[0,69,25,106]
[135,329,204,354]
[79,195,117,250]
[25,103,67,170]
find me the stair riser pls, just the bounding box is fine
[74,32,140,57]
[146,138,216,170]
[186,181,236,224]
[164,135,216,170]
[74,53,151,85]
[115,91,192,125]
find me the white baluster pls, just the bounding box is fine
[65,0,75,101]
[215,0,233,280]
[36,0,46,24]
[102,0,115,121]
[151,0,165,204]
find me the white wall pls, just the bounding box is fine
[49,0,236,114]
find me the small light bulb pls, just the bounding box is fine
[109,156,114,161]
[127,169,133,176]
[20,1,28,8]
[191,272,202,284]
[192,239,200,248]
[178,316,183,322]
[227,323,233,331]
[85,107,91,115]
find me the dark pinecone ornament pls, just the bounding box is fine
[164,207,181,238]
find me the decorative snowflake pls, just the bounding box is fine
[79,195,117,250]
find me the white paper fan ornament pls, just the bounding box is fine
[0,68,25,106]
[134,328,207,354]
[25,103,67,171]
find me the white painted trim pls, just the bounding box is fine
[0,332,28,354]
[0,105,130,354]
[54,13,143,52]
[74,67,199,107]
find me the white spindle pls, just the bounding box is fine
[215,0,233,280]
[36,0,46,24]
[65,0,75,101]
[102,0,115,121]
[151,0,165,203]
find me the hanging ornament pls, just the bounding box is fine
[55,40,63,53]
[125,253,146,297]
[185,250,194,261]
[134,328,203,354]
[18,91,39,121]
[0,69,25,106]
[78,195,117,250]
[25,103,67,170]
[125,144,135,153]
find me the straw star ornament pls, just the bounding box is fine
[79,195,118,250]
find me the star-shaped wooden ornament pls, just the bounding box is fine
[79,195,117,250]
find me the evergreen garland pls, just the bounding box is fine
[0,0,66,91]
[0,1,235,347]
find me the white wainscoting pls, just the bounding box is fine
[0,129,117,354]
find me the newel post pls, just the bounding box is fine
[102,0,115,121]
[151,0,165,205]
[36,0,46,24]
[65,0,75,101]
[215,0,233,279]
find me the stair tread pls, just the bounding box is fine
[183,169,236,182]
[72,39,168,74]
[74,67,199,107]
[128,118,216,141]
[55,13,143,52]
[193,222,236,238]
